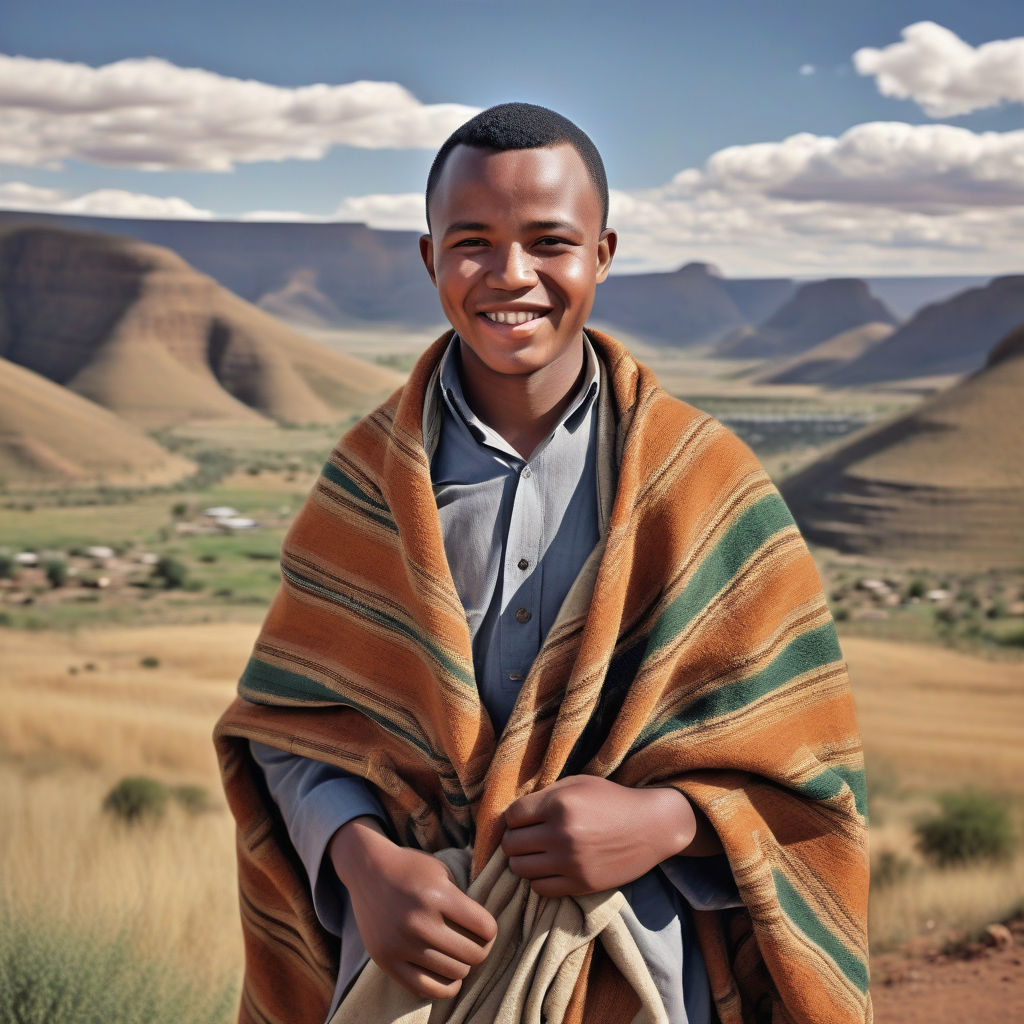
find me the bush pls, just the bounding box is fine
[0,904,234,1024]
[102,776,169,824]
[906,578,926,599]
[140,655,160,669]
[171,784,212,815]
[153,556,188,590]
[45,558,68,589]
[914,789,1017,867]
[872,850,912,889]
[0,552,16,580]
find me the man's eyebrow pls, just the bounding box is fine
[442,218,583,238]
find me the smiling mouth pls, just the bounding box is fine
[481,310,548,325]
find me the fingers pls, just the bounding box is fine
[438,889,498,946]
[500,821,550,857]
[503,789,549,829]
[391,961,464,1001]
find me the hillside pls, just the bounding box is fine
[755,322,895,385]
[832,275,1024,385]
[0,356,194,486]
[782,326,1024,566]
[0,227,404,428]
[716,278,897,358]
[591,262,748,345]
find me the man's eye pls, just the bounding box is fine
[536,237,572,248]
[453,238,487,247]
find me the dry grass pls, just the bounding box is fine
[0,623,255,780]
[1,622,1021,989]
[868,794,1024,949]
[0,767,241,992]
[843,636,1024,793]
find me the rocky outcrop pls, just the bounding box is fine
[716,278,898,358]
[832,276,1024,385]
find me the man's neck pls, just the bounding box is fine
[456,335,587,460]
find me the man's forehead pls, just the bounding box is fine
[429,143,600,225]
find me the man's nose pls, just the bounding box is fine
[486,244,536,289]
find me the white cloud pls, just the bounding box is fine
[799,64,816,76]
[332,192,427,231]
[0,181,212,219]
[684,122,1024,207]
[854,21,1024,117]
[0,55,479,171]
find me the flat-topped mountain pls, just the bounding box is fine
[781,325,1024,567]
[830,275,1024,385]
[716,279,898,359]
[0,227,404,428]
[0,355,194,486]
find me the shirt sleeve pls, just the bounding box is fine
[659,853,744,912]
[249,740,387,935]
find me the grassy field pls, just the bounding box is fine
[1,621,1022,1000]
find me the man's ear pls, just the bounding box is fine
[595,228,617,284]
[419,234,437,287]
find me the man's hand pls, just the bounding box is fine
[329,817,497,1000]
[501,775,718,897]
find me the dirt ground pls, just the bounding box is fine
[871,917,1024,1023]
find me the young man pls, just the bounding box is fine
[216,104,871,1024]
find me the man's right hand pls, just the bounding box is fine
[328,816,497,1000]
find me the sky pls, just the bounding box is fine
[2,0,1023,277]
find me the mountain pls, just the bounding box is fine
[0,355,194,486]
[0,211,994,348]
[591,262,747,345]
[828,275,1024,386]
[0,210,441,327]
[0,226,404,429]
[716,279,898,358]
[781,326,1024,567]
[755,323,895,385]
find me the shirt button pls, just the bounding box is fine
[514,607,532,624]
[522,467,532,478]
[508,672,524,682]
[517,558,529,570]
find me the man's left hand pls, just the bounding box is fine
[500,775,704,897]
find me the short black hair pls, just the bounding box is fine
[425,102,609,232]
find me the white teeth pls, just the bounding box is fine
[484,310,540,325]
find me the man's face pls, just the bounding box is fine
[420,143,616,379]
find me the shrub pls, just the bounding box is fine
[0,552,16,580]
[171,784,212,815]
[0,904,234,1024]
[914,789,1016,867]
[140,655,160,669]
[102,776,169,824]
[872,850,912,889]
[45,558,68,589]
[906,578,926,599]
[154,556,188,589]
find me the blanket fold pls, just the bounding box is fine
[215,328,871,1024]
[329,845,667,1024]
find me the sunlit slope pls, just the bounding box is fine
[0,226,404,429]
[782,326,1024,566]
[0,355,194,486]
[755,322,895,385]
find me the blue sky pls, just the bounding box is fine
[2,1,1023,276]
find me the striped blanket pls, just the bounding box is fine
[214,328,871,1024]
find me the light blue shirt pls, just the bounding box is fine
[252,332,740,1022]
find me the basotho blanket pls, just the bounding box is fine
[214,328,871,1024]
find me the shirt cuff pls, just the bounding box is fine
[659,853,744,911]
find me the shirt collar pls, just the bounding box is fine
[437,333,600,459]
